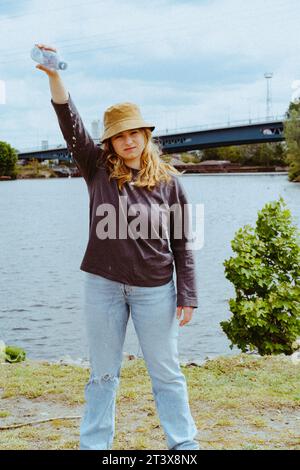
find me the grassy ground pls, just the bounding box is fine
[0,354,299,450]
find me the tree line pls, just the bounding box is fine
[179,141,286,167]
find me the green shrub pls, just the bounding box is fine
[0,341,26,363]
[0,141,18,178]
[284,101,300,181]
[220,197,300,355]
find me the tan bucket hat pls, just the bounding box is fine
[100,102,155,143]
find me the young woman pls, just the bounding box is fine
[35,43,199,450]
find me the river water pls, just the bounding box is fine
[0,173,299,363]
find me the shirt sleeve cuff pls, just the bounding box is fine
[177,296,198,308]
[51,92,70,107]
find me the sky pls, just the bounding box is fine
[0,0,299,151]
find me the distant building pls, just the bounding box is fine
[91,119,101,143]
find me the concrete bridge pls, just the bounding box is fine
[17,117,285,162]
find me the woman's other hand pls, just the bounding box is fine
[176,306,194,327]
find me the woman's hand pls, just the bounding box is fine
[34,43,60,78]
[176,306,194,327]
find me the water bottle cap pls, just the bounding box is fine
[58,61,68,70]
[59,61,68,70]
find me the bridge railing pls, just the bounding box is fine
[154,115,286,136]
[17,145,71,154]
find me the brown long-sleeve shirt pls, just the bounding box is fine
[51,95,198,308]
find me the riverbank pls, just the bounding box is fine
[0,163,292,180]
[176,163,290,174]
[0,162,80,180]
[0,353,299,450]
[15,163,78,179]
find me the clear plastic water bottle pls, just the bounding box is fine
[30,45,68,71]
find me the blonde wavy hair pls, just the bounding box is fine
[98,128,184,191]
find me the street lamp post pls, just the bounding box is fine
[264,72,273,119]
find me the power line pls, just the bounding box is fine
[0,20,187,58]
[0,25,189,66]
[0,41,145,66]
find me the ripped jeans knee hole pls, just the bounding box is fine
[87,373,117,385]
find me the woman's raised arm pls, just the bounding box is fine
[35,43,102,184]
[34,43,69,103]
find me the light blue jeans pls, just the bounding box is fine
[79,272,199,450]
